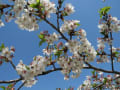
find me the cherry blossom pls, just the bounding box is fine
[15,12,39,31]
[64,3,75,15]
[60,20,80,33]
[0,19,4,27]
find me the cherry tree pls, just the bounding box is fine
[0,0,120,90]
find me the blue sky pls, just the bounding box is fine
[0,0,120,90]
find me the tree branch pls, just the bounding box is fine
[0,78,22,84]
[17,81,26,90]
[37,68,62,76]
[9,60,16,70]
[110,31,114,71]
[43,18,69,42]
[84,62,120,74]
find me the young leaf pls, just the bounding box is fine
[0,43,5,52]
[103,77,107,84]
[0,86,5,90]
[98,6,111,18]
[36,0,40,3]
[38,34,44,39]
[54,50,62,57]
[25,66,30,70]
[39,39,46,46]
[29,3,38,8]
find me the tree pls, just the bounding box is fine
[0,0,120,90]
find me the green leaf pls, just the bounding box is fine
[36,0,40,3]
[103,77,107,84]
[92,83,98,88]
[8,84,13,88]
[62,12,68,16]
[100,31,106,36]
[29,3,38,8]
[91,70,95,75]
[0,43,5,52]
[54,45,57,49]
[114,51,119,57]
[75,23,81,26]
[38,34,46,46]
[54,50,62,57]
[38,34,44,39]
[98,6,111,18]
[39,39,46,46]
[0,86,5,90]
[25,66,30,70]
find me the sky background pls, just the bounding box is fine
[0,0,120,90]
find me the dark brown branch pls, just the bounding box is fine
[0,4,11,9]
[9,60,16,70]
[84,62,120,74]
[0,78,22,84]
[110,31,114,71]
[17,81,26,90]
[43,18,68,42]
[37,68,62,76]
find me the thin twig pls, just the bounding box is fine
[17,81,26,90]
[0,78,22,84]
[9,61,16,70]
[37,68,62,76]
[110,31,114,71]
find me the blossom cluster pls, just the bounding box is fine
[16,55,49,87]
[60,20,80,33]
[28,0,56,18]
[63,3,75,15]
[13,0,26,17]
[0,46,15,64]
[98,16,120,32]
[45,32,59,45]
[57,56,83,80]
[97,16,120,63]
[15,12,39,31]
[56,29,96,80]
[66,29,97,62]
[77,72,120,90]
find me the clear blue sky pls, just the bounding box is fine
[0,0,120,90]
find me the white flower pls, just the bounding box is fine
[98,72,103,75]
[57,56,83,80]
[65,40,80,53]
[43,48,52,56]
[110,24,120,32]
[64,75,69,80]
[110,17,118,22]
[45,32,59,45]
[0,20,4,27]
[78,29,86,37]
[23,78,37,87]
[0,46,15,61]
[64,3,75,15]
[60,20,80,33]
[112,47,116,53]
[15,12,39,31]
[97,38,105,51]
[16,55,48,87]
[98,23,108,30]
[13,0,26,17]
